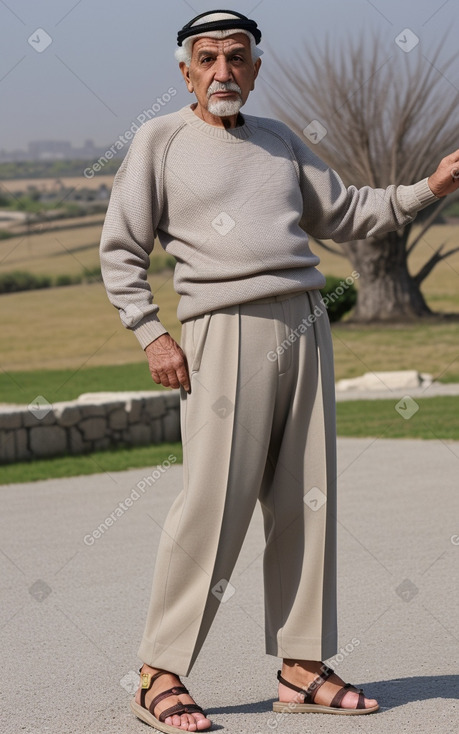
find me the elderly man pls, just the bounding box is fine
[100,9,459,732]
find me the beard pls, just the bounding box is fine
[207,97,242,117]
[207,81,243,117]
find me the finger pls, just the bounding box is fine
[161,373,173,388]
[152,369,171,388]
[165,370,182,389]
[149,369,162,386]
[176,364,191,392]
[165,368,191,392]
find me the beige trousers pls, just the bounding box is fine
[138,290,337,676]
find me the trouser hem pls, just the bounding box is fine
[137,637,193,677]
[266,632,338,661]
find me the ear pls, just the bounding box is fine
[179,61,194,93]
[251,58,262,90]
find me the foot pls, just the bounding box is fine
[135,664,211,731]
[279,660,378,711]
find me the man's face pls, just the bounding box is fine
[180,33,261,121]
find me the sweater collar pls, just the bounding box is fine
[179,104,256,142]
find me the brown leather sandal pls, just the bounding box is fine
[130,668,210,732]
[273,666,379,715]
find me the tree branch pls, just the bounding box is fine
[413,243,452,284]
[413,242,446,286]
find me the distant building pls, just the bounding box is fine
[27,140,73,160]
[0,139,123,162]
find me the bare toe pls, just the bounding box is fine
[340,689,378,709]
[197,715,212,730]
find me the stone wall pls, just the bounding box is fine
[0,391,180,464]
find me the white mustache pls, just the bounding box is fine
[207,82,242,98]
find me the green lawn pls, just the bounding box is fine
[0,443,182,485]
[0,362,163,405]
[336,395,459,440]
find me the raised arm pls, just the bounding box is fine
[290,133,452,242]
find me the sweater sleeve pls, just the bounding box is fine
[99,122,168,349]
[289,134,439,242]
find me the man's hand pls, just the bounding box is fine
[145,333,190,392]
[428,150,459,198]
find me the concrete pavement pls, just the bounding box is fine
[1,437,458,733]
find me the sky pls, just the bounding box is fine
[0,0,458,151]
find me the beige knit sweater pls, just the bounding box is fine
[100,105,438,349]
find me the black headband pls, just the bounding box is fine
[177,9,262,47]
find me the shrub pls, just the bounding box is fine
[320,275,357,322]
[55,274,81,287]
[0,269,98,294]
[0,271,51,294]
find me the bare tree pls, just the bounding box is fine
[263,36,459,320]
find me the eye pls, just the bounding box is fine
[200,56,214,65]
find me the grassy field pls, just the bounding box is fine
[336,395,459,440]
[0,223,104,276]
[0,212,106,238]
[3,174,115,193]
[2,397,458,484]
[331,319,459,381]
[0,363,163,405]
[0,273,180,374]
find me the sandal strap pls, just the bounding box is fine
[330,682,366,709]
[276,670,306,696]
[277,666,334,704]
[138,667,167,687]
[302,665,334,704]
[158,702,204,723]
[139,670,169,709]
[149,686,189,714]
[137,669,204,720]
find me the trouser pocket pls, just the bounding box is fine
[182,313,212,375]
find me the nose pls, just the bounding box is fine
[214,55,232,82]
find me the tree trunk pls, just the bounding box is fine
[342,230,432,321]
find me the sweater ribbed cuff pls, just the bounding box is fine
[398,178,440,214]
[132,314,168,350]
[413,178,440,206]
